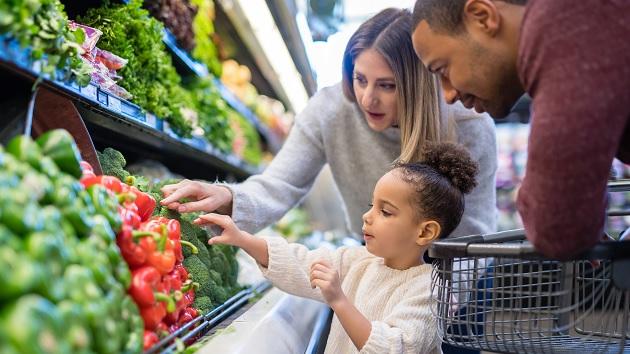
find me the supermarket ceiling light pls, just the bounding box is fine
[235,0,310,112]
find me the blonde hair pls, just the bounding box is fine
[341,8,456,163]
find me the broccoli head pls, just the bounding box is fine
[183,255,211,291]
[97,148,130,181]
[208,269,222,285]
[193,296,214,315]
[209,286,229,304]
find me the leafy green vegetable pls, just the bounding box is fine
[185,76,233,153]
[229,110,262,166]
[78,0,193,136]
[191,0,222,77]
[0,0,93,85]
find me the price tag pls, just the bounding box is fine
[108,96,122,113]
[145,113,157,128]
[163,122,176,137]
[32,60,43,72]
[81,84,98,101]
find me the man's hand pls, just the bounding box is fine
[310,260,345,306]
[160,179,233,214]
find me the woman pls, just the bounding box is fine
[160,8,497,244]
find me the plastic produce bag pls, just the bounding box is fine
[95,48,128,71]
[68,21,102,53]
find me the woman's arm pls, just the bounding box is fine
[451,111,498,237]
[226,89,335,234]
[162,87,338,233]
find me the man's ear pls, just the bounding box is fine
[462,0,501,37]
[416,220,441,246]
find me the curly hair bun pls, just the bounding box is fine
[421,142,479,194]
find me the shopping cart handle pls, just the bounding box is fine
[429,228,630,260]
[608,179,630,192]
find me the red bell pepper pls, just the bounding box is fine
[118,206,141,229]
[138,220,177,275]
[152,216,197,262]
[141,302,167,331]
[80,160,94,173]
[130,186,156,221]
[81,175,124,193]
[177,307,199,327]
[168,323,180,334]
[128,266,175,310]
[143,330,159,350]
[173,264,189,283]
[155,321,169,337]
[163,280,199,325]
[117,224,152,269]
[79,161,96,179]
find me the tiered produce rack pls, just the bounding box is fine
[0,35,260,179]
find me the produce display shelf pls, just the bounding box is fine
[0,35,261,179]
[162,29,283,154]
[144,280,272,354]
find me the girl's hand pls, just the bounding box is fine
[194,213,245,247]
[310,260,345,307]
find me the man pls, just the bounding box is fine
[411,0,630,259]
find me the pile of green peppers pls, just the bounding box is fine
[0,130,144,354]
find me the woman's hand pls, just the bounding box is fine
[194,213,246,248]
[160,180,233,214]
[310,260,345,307]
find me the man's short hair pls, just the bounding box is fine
[412,0,527,33]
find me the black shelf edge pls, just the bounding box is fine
[0,35,261,179]
[160,29,283,154]
[143,280,273,354]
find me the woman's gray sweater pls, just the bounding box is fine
[228,83,497,239]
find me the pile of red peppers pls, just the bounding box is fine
[80,162,200,350]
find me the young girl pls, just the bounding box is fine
[194,142,478,354]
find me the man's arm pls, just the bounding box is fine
[516,0,630,259]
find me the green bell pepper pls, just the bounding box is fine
[0,224,21,249]
[5,135,42,170]
[57,300,93,354]
[37,156,61,180]
[40,205,63,232]
[0,193,44,235]
[120,295,144,354]
[36,129,82,178]
[87,185,123,232]
[1,152,34,178]
[0,241,47,301]
[0,171,20,190]
[51,174,82,207]
[19,170,54,205]
[61,265,110,331]
[90,214,117,245]
[0,295,69,354]
[115,255,132,290]
[74,239,116,290]
[93,285,126,354]
[62,200,94,238]
[24,229,70,301]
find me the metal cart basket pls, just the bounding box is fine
[429,182,630,354]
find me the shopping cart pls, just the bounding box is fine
[430,181,630,354]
